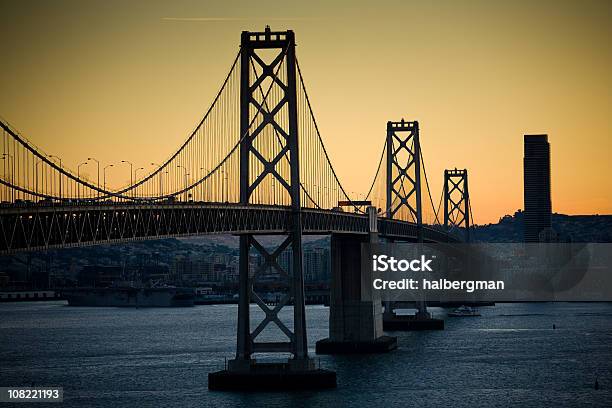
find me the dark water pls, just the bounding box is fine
[1,302,611,407]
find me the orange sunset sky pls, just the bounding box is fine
[0,0,610,224]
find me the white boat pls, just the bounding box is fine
[448,305,481,317]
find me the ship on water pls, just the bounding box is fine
[62,285,195,307]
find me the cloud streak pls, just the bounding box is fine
[161,17,323,22]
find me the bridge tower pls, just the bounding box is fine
[444,168,470,242]
[386,120,423,229]
[382,120,443,330]
[209,27,335,390]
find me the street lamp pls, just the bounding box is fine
[198,167,208,202]
[2,153,14,202]
[221,169,228,203]
[321,185,329,209]
[134,167,144,178]
[162,171,169,199]
[186,173,190,201]
[134,167,144,199]
[48,155,62,200]
[121,160,133,198]
[77,161,88,200]
[103,164,114,196]
[35,160,43,197]
[151,162,163,197]
[87,157,100,199]
[177,165,188,201]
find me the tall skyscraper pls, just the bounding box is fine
[523,134,552,242]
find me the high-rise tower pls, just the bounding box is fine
[523,134,552,242]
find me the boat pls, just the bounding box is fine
[61,286,195,307]
[193,287,235,305]
[194,293,235,305]
[448,305,481,317]
[0,290,63,302]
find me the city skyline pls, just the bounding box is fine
[1,0,610,223]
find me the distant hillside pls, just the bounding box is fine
[180,235,330,248]
[472,211,612,243]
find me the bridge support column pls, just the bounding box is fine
[444,168,470,242]
[209,27,335,391]
[382,120,443,331]
[316,207,397,354]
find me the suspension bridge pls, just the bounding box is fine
[0,27,474,390]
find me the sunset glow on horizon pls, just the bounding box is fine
[1,0,610,224]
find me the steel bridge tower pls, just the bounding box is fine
[383,120,443,330]
[235,26,306,367]
[444,168,470,242]
[386,120,423,230]
[210,27,335,390]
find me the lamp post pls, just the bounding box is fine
[121,160,133,198]
[163,171,169,199]
[186,173,190,201]
[35,160,43,198]
[321,186,329,209]
[221,169,228,203]
[134,167,144,199]
[225,171,228,203]
[77,161,88,200]
[87,157,100,200]
[103,164,114,198]
[198,167,208,202]
[48,155,62,201]
[2,153,14,202]
[151,163,163,197]
[177,165,188,201]
[313,184,320,206]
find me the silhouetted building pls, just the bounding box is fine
[523,134,552,242]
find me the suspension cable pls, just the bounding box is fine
[295,57,365,214]
[364,140,386,201]
[419,145,442,225]
[0,50,242,200]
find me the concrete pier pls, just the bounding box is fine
[209,359,336,391]
[316,207,397,354]
[383,303,444,331]
[383,311,445,331]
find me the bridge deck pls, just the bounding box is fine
[0,203,453,253]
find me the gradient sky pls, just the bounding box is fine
[0,0,610,224]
